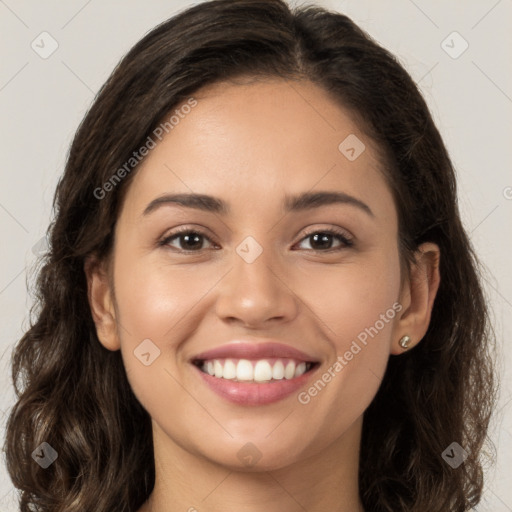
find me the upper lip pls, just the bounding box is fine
[191,341,320,363]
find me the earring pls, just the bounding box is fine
[399,335,411,349]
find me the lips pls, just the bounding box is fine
[190,341,321,405]
[192,340,320,363]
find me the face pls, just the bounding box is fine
[90,78,411,471]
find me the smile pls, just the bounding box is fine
[190,341,321,405]
[195,357,316,383]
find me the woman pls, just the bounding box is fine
[4,1,497,511]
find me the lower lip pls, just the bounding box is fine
[193,364,318,406]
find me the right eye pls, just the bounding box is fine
[159,229,217,252]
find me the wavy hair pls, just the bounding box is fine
[4,1,497,510]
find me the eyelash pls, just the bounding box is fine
[158,226,354,253]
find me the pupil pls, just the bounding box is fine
[182,233,202,249]
[311,233,332,249]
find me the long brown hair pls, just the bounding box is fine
[4,1,497,510]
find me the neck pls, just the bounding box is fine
[141,417,365,512]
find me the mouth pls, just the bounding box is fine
[192,357,318,383]
[190,341,321,405]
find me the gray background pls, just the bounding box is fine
[1,0,511,510]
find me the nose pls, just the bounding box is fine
[214,243,299,329]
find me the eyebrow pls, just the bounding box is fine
[142,191,374,217]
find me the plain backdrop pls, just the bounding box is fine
[0,1,511,510]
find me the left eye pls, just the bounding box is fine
[295,230,353,251]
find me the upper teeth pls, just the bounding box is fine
[200,358,310,382]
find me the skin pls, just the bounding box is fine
[86,78,440,512]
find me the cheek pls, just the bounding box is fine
[304,254,401,347]
[110,251,224,397]
[113,252,220,341]
[295,253,401,411]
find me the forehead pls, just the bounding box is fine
[120,78,394,221]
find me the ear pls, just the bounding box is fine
[84,255,120,351]
[391,242,441,355]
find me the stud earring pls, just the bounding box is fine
[399,335,411,349]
